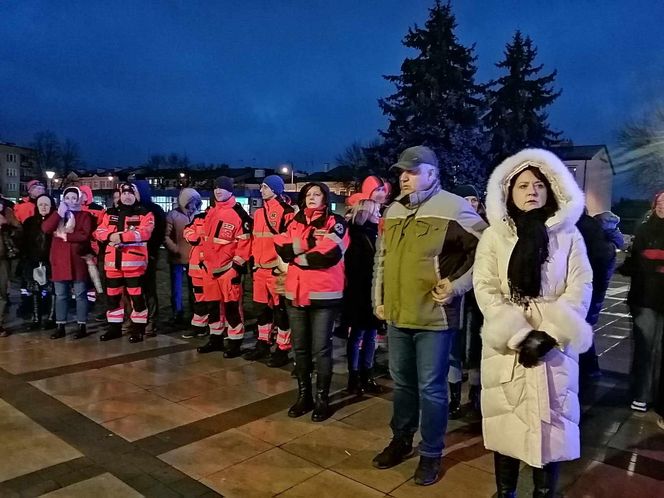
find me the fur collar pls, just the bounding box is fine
[485,148,585,235]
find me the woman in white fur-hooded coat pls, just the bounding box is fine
[473,149,593,491]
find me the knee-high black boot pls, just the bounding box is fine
[312,371,332,422]
[288,372,313,417]
[494,453,520,498]
[449,382,463,419]
[532,462,559,498]
[29,292,41,330]
[43,290,56,330]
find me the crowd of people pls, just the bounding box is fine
[1,144,661,495]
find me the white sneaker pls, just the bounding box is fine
[657,417,664,431]
[630,400,648,412]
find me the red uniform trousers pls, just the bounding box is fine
[190,270,243,340]
[253,268,291,351]
[105,268,147,325]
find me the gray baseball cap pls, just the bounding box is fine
[391,145,439,171]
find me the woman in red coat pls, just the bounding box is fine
[42,187,95,340]
[274,182,349,422]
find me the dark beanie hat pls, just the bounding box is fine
[214,176,234,192]
[263,175,285,195]
[453,184,480,199]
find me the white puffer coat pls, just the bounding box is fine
[473,148,593,468]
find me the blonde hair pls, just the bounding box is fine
[349,199,379,226]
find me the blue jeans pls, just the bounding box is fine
[388,324,454,458]
[54,280,88,324]
[347,328,377,371]
[169,264,187,315]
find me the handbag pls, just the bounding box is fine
[33,263,47,286]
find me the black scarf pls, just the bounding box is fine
[507,207,552,307]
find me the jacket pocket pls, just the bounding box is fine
[500,356,526,408]
[415,220,430,237]
[384,220,403,251]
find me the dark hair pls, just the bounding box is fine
[506,166,558,220]
[297,182,330,210]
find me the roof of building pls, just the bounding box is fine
[551,144,614,174]
[0,141,36,152]
[306,165,356,182]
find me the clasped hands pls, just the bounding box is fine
[518,330,557,368]
[431,278,454,304]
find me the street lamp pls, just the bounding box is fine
[281,166,294,188]
[45,170,55,195]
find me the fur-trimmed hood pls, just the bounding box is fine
[486,148,585,235]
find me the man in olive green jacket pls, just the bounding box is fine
[371,146,487,486]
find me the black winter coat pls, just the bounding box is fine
[22,213,52,268]
[626,215,664,313]
[577,214,616,324]
[342,222,381,330]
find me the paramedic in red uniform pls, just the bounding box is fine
[185,176,252,358]
[94,183,155,343]
[275,182,349,422]
[243,174,295,367]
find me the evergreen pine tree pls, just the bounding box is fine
[374,0,486,188]
[485,30,562,168]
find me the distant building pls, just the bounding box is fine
[552,144,615,215]
[0,142,38,200]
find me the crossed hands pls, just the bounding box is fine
[431,278,454,304]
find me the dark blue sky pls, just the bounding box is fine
[1,0,662,174]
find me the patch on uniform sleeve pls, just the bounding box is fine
[244,221,251,232]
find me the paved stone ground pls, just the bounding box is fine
[0,251,662,497]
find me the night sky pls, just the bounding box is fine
[1,0,662,178]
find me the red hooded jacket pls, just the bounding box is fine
[274,207,349,307]
[94,201,155,273]
[183,195,252,278]
[252,197,295,269]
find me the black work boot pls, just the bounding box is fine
[288,373,314,418]
[414,456,442,486]
[100,323,122,342]
[198,334,225,354]
[223,339,243,358]
[73,323,88,340]
[448,382,463,419]
[267,347,290,368]
[347,370,362,395]
[494,452,520,498]
[312,372,332,422]
[360,368,382,394]
[532,462,559,498]
[127,321,145,343]
[50,323,66,339]
[243,340,271,361]
[372,438,415,469]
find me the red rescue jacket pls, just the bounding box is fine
[15,197,36,223]
[183,196,252,278]
[94,203,155,273]
[252,197,295,269]
[274,207,349,307]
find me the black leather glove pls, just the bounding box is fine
[518,330,557,368]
